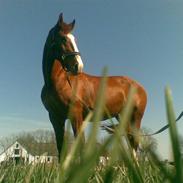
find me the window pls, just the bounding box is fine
[47,157,51,162]
[16,143,19,148]
[14,149,20,155]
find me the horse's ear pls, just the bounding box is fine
[58,13,64,27]
[68,19,75,32]
[58,13,75,34]
[61,20,76,34]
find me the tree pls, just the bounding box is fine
[0,129,75,155]
[0,135,17,153]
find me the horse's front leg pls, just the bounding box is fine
[49,112,65,162]
[41,86,66,161]
[70,104,85,144]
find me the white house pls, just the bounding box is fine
[0,141,57,164]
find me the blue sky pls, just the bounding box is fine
[0,0,183,159]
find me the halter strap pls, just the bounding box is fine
[50,41,81,61]
[61,52,81,61]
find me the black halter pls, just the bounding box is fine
[61,51,81,61]
[51,41,81,62]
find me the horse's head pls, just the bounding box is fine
[50,13,84,74]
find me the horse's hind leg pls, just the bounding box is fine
[128,107,144,154]
[115,114,139,150]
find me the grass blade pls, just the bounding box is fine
[165,86,183,182]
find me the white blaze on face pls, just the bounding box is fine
[67,33,84,73]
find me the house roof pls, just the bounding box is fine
[0,141,20,156]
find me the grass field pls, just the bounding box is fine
[0,70,182,183]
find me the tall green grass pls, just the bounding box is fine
[0,70,182,183]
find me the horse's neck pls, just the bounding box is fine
[51,60,66,82]
[42,42,66,87]
[42,43,54,87]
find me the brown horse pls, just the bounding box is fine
[41,13,147,159]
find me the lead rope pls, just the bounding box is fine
[101,111,183,136]
[142,111,183,136]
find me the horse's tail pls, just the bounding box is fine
[101,111,183,136]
